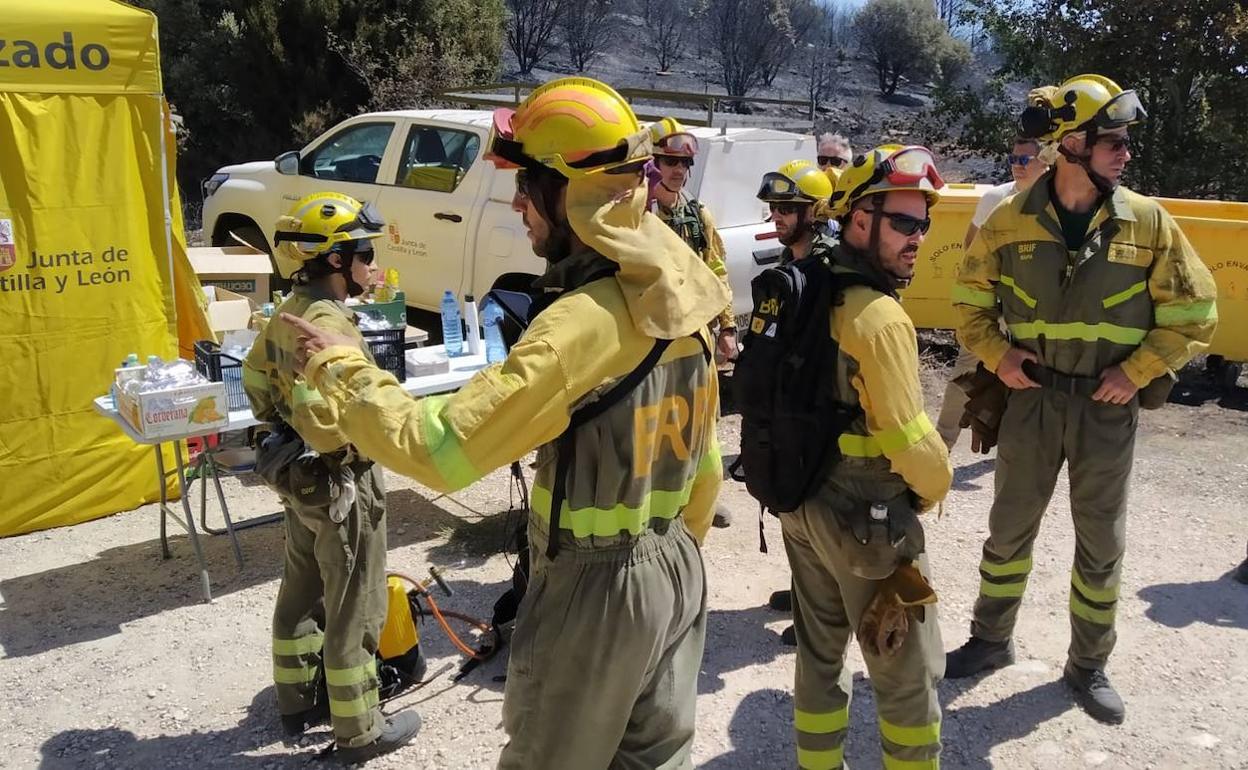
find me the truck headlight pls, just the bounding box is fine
[202,173,229,199]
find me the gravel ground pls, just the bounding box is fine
[2,363,1246,770]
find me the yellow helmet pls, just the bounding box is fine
[824,165,843,186]
[756,159,834,203]
[271,192,383,279]
[828,144,944,219]
[484,77,649,178]
[649,117,699,157]
[1020,74,1146,142]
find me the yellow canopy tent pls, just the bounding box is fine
[0,0,214,536]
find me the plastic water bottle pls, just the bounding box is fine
[441,289,463,357]
[482,296,507,363]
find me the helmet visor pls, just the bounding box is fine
[655,132,699,157]
[1097,90,1146,128]
[485,108,529,170]
[880,146,946,189]
[757,171,802,201]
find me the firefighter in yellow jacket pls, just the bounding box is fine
[947,75,1218,724]
[279,77,728,769]
[782,145,953,770]
[243,192,422,762]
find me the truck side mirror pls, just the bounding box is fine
[275,151,300,176]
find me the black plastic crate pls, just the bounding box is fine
[362,327,406,383]
[193,340,249,411]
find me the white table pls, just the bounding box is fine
[94,345,491,602]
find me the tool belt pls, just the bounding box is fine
[826,489,925,581]
[1021,361,1173,409]
[255,421,372,517]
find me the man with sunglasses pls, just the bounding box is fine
[947,75,1218,724]
[244,192,423,762]
[817,131,853,176]
[937,135,1050,448]
[780,145,951,770]
[758,159,837,267]
[275,78,729,769]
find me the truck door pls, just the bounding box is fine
[292,119,401,211]
[374,122,486,311]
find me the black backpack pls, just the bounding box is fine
[731,258,879,534]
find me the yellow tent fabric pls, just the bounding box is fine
[0,0,211,536]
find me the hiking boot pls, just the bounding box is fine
[1235,557,1248,585]
[1063,661,1125,724]
[944,636,1015,679]
[768,589,792,612]
[281,699,330,736]
[335,711,422,764]
[780,625,796,646]
[712,506,733,528]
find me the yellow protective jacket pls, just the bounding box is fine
[655,192,735,329]
[828,249,952,509]
[302,248,724,543]
[954,174,1218,386]
[242,286,370,454]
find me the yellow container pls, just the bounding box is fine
[905,183,1248,361]
[378,575,421,659]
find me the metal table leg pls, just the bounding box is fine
[155,444,171,559]
[166,440,213,603]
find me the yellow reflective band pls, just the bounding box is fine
[243,366,268,389]
[273,663,320,685]
[328,687,380,719]
[1155,300,1218,327]
[999,275,1038,308]
[325,659,378,687]
[1101,281,1147,309]
[952,284,996,309]
[798,746,846,770]
[291,381,325,408]
[419,395,482,491]
[879,716,941,747]
[1071,571,1119,604]
[839,432,883,458]
[532,473,698,537]
[874,413,936,454]
[273,634,323,656]
[1070,594,1116,625]
[1009,320,1147,346]
[980,577,1027,598]
[795,707,850,734]
[980,556,1032,577]
[882,754,940,770]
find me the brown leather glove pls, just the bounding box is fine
[954,363,1009,454]
[858,562,938,657]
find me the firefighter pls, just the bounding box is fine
[947,74,1218,724]
[243,192,422,762]
[277,76,728,769]
[782,144,953,769]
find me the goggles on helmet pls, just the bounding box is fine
[757,170,821,203]
[655,132,699,157]
[484,107,646,178]
[837,146,945,210]
[1095,90,1147,129]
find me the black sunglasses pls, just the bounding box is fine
[1007,154,1033,167]
[1096,136,1131,153]
[657,156,694,168]
[515,168,529,198]
[864,209,931,236]
[769,202,806,217]
[818,155,848,168]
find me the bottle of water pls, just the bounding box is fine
[482,296,507,363]
[441,289,463,357]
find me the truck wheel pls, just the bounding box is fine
[218,223,291,294]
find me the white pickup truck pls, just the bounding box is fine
[201,109,815,325]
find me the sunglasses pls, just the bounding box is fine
[863,209,931,236]
[658,156,694,169]
[1096,136,1132,153]
[818,155,848,168]
[515,168,529,198]
[1007,154,1034,167]
[769,202,805,217]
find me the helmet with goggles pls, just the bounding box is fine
[1018,74,1146,142]
[649,117,699,158]
[272,192,383,279]
[484,77,650,179]
[828,144,944,219]
[756,160,834,204]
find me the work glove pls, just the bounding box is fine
[858,562,938,657]
[954,363,1009,454]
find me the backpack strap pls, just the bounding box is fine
[545,337,675,559]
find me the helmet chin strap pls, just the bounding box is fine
[659,180,682,195]
[1057,127,1115,196]
[335,253,368,297]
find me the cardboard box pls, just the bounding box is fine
[117,380,229,440]
[202,285,255,332]
[188,245,273,306]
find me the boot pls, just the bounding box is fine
[335,711,422,764]
[1235,557,1248,585]
[1063,661,1125,724]
[768,589,792,612]
[780,625,796,646]
[280,677,330,736]
[712,506,733,528]
[945,636,1015,679]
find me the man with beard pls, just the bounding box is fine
[244,192,422,763]
[277,77,728,769]
[946,75,1217,724]
[779,144,952,769]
